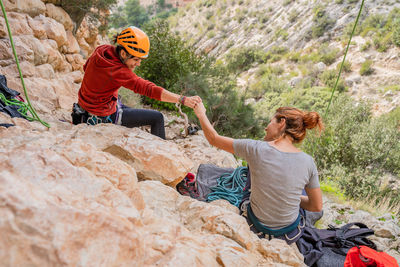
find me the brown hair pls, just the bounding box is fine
[113,34,133,61]
[274,107,324,143]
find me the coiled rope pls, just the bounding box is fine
[0,0,50,128]
[206,166,248,207]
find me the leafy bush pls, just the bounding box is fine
[336,60,352,73]
[254,86,333,120]
[392,19,400,47]
[311,6,334,38]
[360,60,373,76]
[302,96,400,212]
[136,20,264,138]
[319,69,346,92]
[248,72,289,99]
[224,46,266,74]
[109,0,149,29]
[60,0,117,33]
[301,44,339,65]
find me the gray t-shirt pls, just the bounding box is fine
[234,139,319,228]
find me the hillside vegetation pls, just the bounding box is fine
[109,0,400,215]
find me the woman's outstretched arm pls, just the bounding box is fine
[194,102,234,154]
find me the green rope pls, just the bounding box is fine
[0,92,33,119]
[0,0,50,128]
[325,0,365,117]
[206,167,248,207]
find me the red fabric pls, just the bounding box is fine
[78,45,164,116]
[344,246,398,267]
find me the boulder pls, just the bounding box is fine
[0,39,13,61]
[27,15,47,39]
[3,12,33,36]
[12,36,34,63]
[3,0,46,17]
[35,15,67,48]
[73,125,194,187]
[65,53,84,72]
[2,61,36,78]
[65,30,80,54]
[40,39,64,71]
[21,35,49,65]
[45,3,74,31]
[35,63,55,79]
[23,77,59,114]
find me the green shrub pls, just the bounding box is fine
[248,72,289,98]
[118,87,143,108]
[62,0,117,32]
[319,69,346,92]
[137,20,263,138]
[224,46,266,74]
[336,60,352,73]
[392,19,400,47]
[283,0,294,6]
[289,11,299,23]
[311,5,334,38]
[360,41,371,51]
[254,86,333,120]
[301,96,400,213]
[360,60,373,76]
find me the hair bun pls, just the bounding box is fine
[303,112,322,130]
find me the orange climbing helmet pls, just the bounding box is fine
[116,26,150,59]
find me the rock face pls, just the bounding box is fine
[0,0,105,120]
[0,118,305,266]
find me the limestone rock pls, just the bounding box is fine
[65,30,80,54]
[1,12,33,36]
[0,39,12,62]
[21,35,49,65]
[35,63,55,79]
[27,15,47,39]
[35,15,67,47]
[3,0,46,17]
[41,39,64,71]
[10,36,34,63]
[73,125,194,187]
[45,3,74,31]
[65,53,84,71]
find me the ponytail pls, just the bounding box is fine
[303,111,324,133]
[275,107,324,143]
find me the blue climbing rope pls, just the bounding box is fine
[206,167,248,207]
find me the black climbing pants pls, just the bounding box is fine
[120,106,166,140]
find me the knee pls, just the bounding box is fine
[154,111,164,124]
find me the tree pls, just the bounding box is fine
[109,0,149,29]
[59,0,117,34]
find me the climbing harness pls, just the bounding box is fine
[86,114,113,125]
[325,0,365,116]
[0,0,49,127]
[206,166,248,207]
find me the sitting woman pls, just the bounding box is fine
[76,26,201,139]
[194,103,323,243]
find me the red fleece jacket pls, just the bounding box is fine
[78,45,163,116]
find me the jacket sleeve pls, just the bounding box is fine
[116,68,164,100]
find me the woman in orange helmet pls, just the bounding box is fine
[76,26,201,139]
